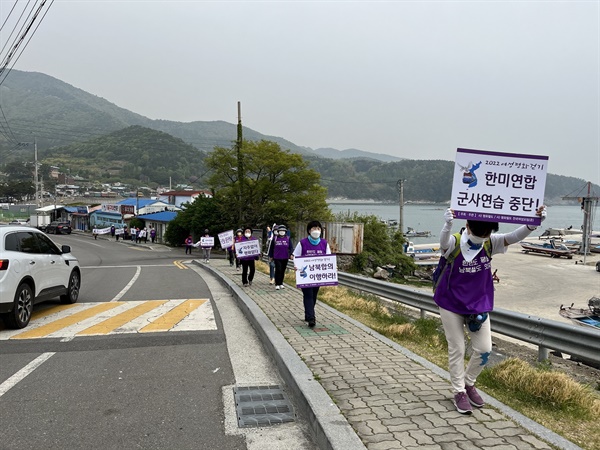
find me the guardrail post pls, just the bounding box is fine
[420,309,426,320]
[538,346,550,362]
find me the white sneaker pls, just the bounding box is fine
[280,285,285,289]
[275,286,280,290]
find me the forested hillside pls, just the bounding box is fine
[43,126,207,186]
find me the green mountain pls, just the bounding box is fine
[43,126,207,187]
[0,69,596,203]
[0,69,312,158]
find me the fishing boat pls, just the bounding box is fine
[405,227,432,238]
[539,227,582,238]
[405,241,441,261]
[559,298,600,330]
[520,239,577,259]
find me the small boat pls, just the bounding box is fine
[539,227,582,238]
[520,239,577,259]
[405,227,432,238]
[405,241,441,261]
[559,298,600,330]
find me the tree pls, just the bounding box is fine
[205,140,331,229]
[163,196,227,246]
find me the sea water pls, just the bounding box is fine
[327,202,595,245]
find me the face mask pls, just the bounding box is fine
[467,233,487,249]
[244,233,251,238]
[278,231,286,236]
[310,230,321,239]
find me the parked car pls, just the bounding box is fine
[596,261,600,272]
[45,221,72,234]
[8,219,29,226]
[0,225,81,329]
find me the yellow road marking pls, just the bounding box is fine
[0,303,79,332]
[173,260,187,269]
[76,300,169,336]
[12,303,123,339]
[139,299,206,333]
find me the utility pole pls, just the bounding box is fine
[34,138,39,207]
[562,181,599,265]
[397,179,405,235]
[236,101,244,224]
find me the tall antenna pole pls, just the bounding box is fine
[237,101,244,224]
[34,138,39,207]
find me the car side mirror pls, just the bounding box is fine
[61,245,71,254]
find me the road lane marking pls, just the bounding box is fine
[76,300,169,336]
[1,300,216,339]
[11,303,123,339]
[173,260,188,269]
[0,353,55,398]
[110,265,141,302]
[0,303,80,332]
[139,300,206,333]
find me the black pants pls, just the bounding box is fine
[241,260,255,285]
[302,287,320,322]
[274,258,288,286]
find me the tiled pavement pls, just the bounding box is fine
[199,259,581,450]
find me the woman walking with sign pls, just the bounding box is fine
[237,227,259,287]
[268,225,294,291]
[292,220,331,328]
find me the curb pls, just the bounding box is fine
[194,260,366,450]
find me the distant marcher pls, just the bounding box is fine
[292,220,331,328]
[150,227,156,243]
[123,226,129,241]
[268,225,294,290]
[185,235,193,255]
[200,229,212,263]
[234,229,244,270]
[140,227,147,243]
[266,224,276,284]
[110,225,115,239]
[434,206,546,415]
[237,227,259,286]
[93,226,98,240]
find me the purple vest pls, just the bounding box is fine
[433,250,494,315]
[299,237,328,257]
[273,236,291,259]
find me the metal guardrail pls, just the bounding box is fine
[337,272,600,365]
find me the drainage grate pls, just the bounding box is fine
[233,385,296,428]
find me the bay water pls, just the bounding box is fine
[328,202,596,245]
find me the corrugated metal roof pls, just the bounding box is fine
[136,211,178,222]
[116,198,156,207]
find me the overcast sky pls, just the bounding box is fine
[5,0,600,184]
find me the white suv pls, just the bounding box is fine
[0,225,81,329]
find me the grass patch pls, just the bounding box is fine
[256,260,600,449]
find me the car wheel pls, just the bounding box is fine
[4,283,34,329]
[60,270,80,304]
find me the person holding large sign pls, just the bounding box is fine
[268,225,294,291]
[437,148,548,415]
[235,227,260,286]
[292,220,333,329]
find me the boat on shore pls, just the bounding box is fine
[520,239,577,259]
[405,227,432,238]
[559,298,600,330]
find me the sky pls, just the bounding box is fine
[3,0,600,184]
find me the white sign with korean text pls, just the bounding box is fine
[218,230,234,249]
[234,239,261,258]
[94,227,111,235]
[294,255,338,288]
[115,228,124,235]
[101,204,120,213]
[200,237,214,247]
[450,148,548,225]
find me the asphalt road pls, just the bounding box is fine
[0,234,316,450]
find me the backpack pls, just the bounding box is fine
[432,232,492,293]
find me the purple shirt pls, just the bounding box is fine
[433,250,494,315]
[298,237,329,257]
[273,236,292,259]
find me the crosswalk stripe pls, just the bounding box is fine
[76,300,169,336]
[139,299,206,333]
[0,303,79,332]
[11,303,123,339]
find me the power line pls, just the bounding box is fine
[0,0,20,34]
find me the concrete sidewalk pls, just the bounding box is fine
[197,258,581,450]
